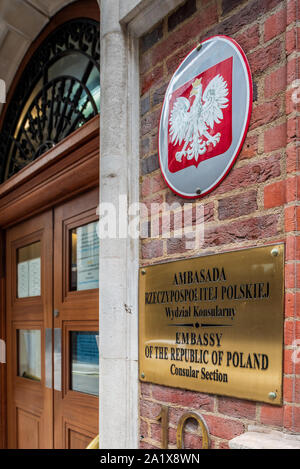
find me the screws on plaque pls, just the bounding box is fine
[141,269,146,275]
[197,44,202,51]
[268,392,277,400]
[271,248,279,257]
[196,188,202,195]
[141,373,145,379]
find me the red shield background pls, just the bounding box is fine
[168,56,233,173]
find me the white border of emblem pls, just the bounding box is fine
[158,35,253,199]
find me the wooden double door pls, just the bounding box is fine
[6,188,99,449]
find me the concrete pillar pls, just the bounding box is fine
[99,0,139,449]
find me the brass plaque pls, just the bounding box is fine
[139,245,284,405]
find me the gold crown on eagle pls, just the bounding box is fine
[192,77,202,88]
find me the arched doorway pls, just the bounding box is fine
[0,0,100,449]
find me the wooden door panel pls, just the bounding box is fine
[6,190,99,449]
[54,189,99,317]
[65,422,95,449]
[6,211,53,449]
[16,407,40,449]
[54,188,99,449]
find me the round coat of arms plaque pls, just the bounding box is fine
[158,35,253,198]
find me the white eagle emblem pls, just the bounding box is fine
[169,74,229,162]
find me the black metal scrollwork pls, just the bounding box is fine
[0,19,100,181]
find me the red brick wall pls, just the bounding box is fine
[139,0,299,449]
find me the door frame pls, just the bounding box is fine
[0,115,99,228]
[0,114,99,447]
[53,188,99,448]
[0,0,100,448]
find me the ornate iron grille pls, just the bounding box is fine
[0,18,100,182]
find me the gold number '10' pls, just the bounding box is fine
[154,406,210,449]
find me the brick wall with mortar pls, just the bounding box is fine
[139,0,300,449]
